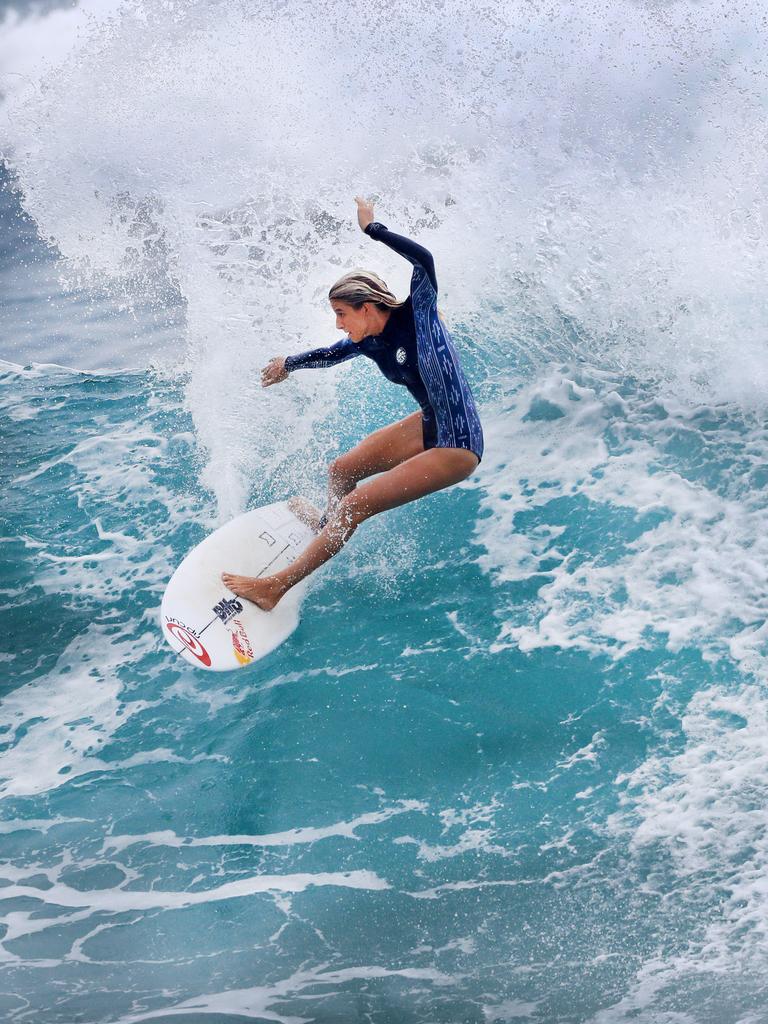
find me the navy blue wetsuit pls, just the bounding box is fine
[284,222,484,462]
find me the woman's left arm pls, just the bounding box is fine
[354,197,438,294]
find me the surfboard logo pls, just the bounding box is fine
[213,596,244,625]
[165,619,212,667]
[396,347,407,365]
[230,619,254,666]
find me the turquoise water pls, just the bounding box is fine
[3,0,768,1020]
[4,358,768,1022]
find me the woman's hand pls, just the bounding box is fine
[261,357,289,387]
[355,195,375,232]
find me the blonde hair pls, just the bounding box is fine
[328,270,405,310]
[329,269,448,324]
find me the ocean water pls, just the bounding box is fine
[2,1,768,1021]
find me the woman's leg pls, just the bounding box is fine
[326,410,425,509]
[222,446,479,610]
[290,411,426,531]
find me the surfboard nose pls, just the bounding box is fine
[161,501,314,670]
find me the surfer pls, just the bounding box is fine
[221,196,484,610]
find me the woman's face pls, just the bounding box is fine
[331,300,373,343]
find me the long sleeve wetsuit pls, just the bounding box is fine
[284,222,484,462]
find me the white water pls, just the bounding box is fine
[4,0,768,519]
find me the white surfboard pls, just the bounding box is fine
[160,501,315,671]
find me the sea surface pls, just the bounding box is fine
[2,2,768,1021]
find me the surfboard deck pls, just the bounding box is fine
[160,501,314,671]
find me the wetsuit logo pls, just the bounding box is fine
[395,347,407,365]
[213,596,244,624]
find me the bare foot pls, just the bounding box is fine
[288,495,324,533]
[221,572,286,611]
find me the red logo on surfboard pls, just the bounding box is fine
[165,619,212,667]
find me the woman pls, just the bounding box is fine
[221,196,484,610]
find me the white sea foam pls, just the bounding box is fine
[0,816,89,835]
[590,681,768,1019]
[0,802,420,963]
[10,409,202,603]
[483,999,541,1022]
[473,367,768,671]
[0,625,161,797]
[0,868,389,912]
[113,963,455,1024]
[101,801,427,853]
[0,358,137,378]
[5,1,768,515]
[0,851,390,966]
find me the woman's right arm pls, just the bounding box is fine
[262,338,361,386]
